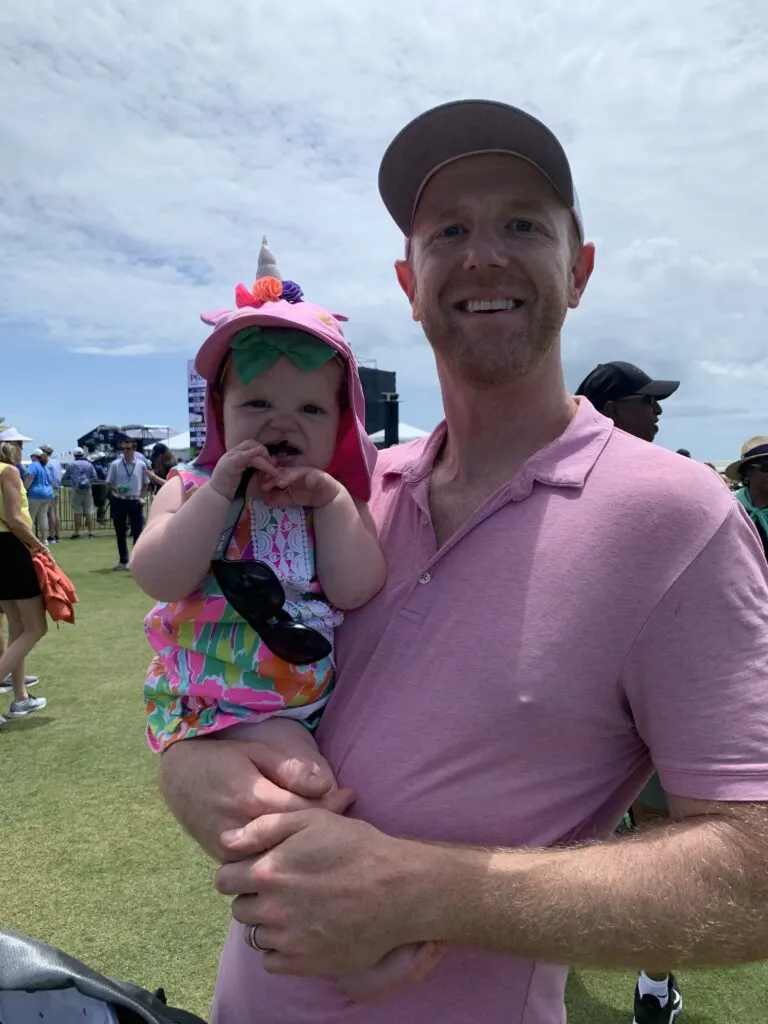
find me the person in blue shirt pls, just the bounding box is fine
[40,444,62,543]
[24,449,54,543]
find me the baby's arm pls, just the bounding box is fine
[220,717,337,794]
[130,474,231,601]
[132,440,279,602]
[313,492,386,610]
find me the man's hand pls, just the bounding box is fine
[158,739,354,863]
[216,810,432,977]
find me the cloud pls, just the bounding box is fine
[2,0,768,455]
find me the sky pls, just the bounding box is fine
[2,0,767,461]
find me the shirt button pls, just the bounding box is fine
[419,571,432,585]
[421,514,430,526]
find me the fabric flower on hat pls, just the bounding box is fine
[234,236,305,308]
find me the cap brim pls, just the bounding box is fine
[636,379,680,401]
[378,99,580,238]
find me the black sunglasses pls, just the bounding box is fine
[210,469,332,666]
[618,394,658,407]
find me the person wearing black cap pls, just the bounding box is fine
[579,359,684,1017]
[576,361,679,443]
[161,100,768,1024]
[579,359,686,1019]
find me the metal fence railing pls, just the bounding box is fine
[57,486,155,533]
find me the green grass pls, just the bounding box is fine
[2,537,766,1021]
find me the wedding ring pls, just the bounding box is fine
[245,924,274,953]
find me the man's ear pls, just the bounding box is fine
[602,399,618,423]
[395,259,421,322]
[568,242,595,309]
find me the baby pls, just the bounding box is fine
[132,239,443,1003]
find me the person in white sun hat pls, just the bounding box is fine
[0,438,48,719]
[0,430,41,697]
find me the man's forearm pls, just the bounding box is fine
[411,810,768,970]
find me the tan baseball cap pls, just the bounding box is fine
[378,99,583,242]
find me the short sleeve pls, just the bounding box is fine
[106,462,116,484]
[168,464,210,494]
[621,503,768,802]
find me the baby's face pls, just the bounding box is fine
[221,355,344,471]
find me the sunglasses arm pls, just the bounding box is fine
[212,469,255,562]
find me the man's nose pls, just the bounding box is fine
[463,229,510,271]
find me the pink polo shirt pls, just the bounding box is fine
[212,399,768,1024]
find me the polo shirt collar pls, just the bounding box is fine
[384,397,612,492]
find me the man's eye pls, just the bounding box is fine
[439,225,465,238]
[511,219,535,233]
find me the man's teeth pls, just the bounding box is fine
[463,298,522,313]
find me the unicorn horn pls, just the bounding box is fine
[256,235,281,281]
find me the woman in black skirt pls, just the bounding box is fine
[0,440,49,719]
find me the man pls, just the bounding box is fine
[159,101,768,1024]
[575,361,679,443]
[40,445,62,543]
[62,447,97,539]
[577,361,684,1020]
[89,453,110,525]
[106,440,150,570]
[23,448,54,543]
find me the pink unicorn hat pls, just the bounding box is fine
[193,237,377,502]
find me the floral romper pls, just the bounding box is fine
[143,465,341,752]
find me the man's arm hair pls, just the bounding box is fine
[418,798,768,970]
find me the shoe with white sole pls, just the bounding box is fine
[7,695,47,717]
[0,675,38,693]
[633,974,682,1023]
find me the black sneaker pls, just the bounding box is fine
[633,974,682,1023]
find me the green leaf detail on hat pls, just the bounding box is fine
[230,327,336,383]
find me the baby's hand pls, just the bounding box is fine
[260,467,342,509]
[210,440,279,501]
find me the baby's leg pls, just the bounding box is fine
[338,942,446,1004]
[226,718,446,1003]
[223,716,336,791]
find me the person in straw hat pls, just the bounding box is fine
[725,436,768,559]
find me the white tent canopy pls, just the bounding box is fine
[164,431,191,457]
[369,422,430,444]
